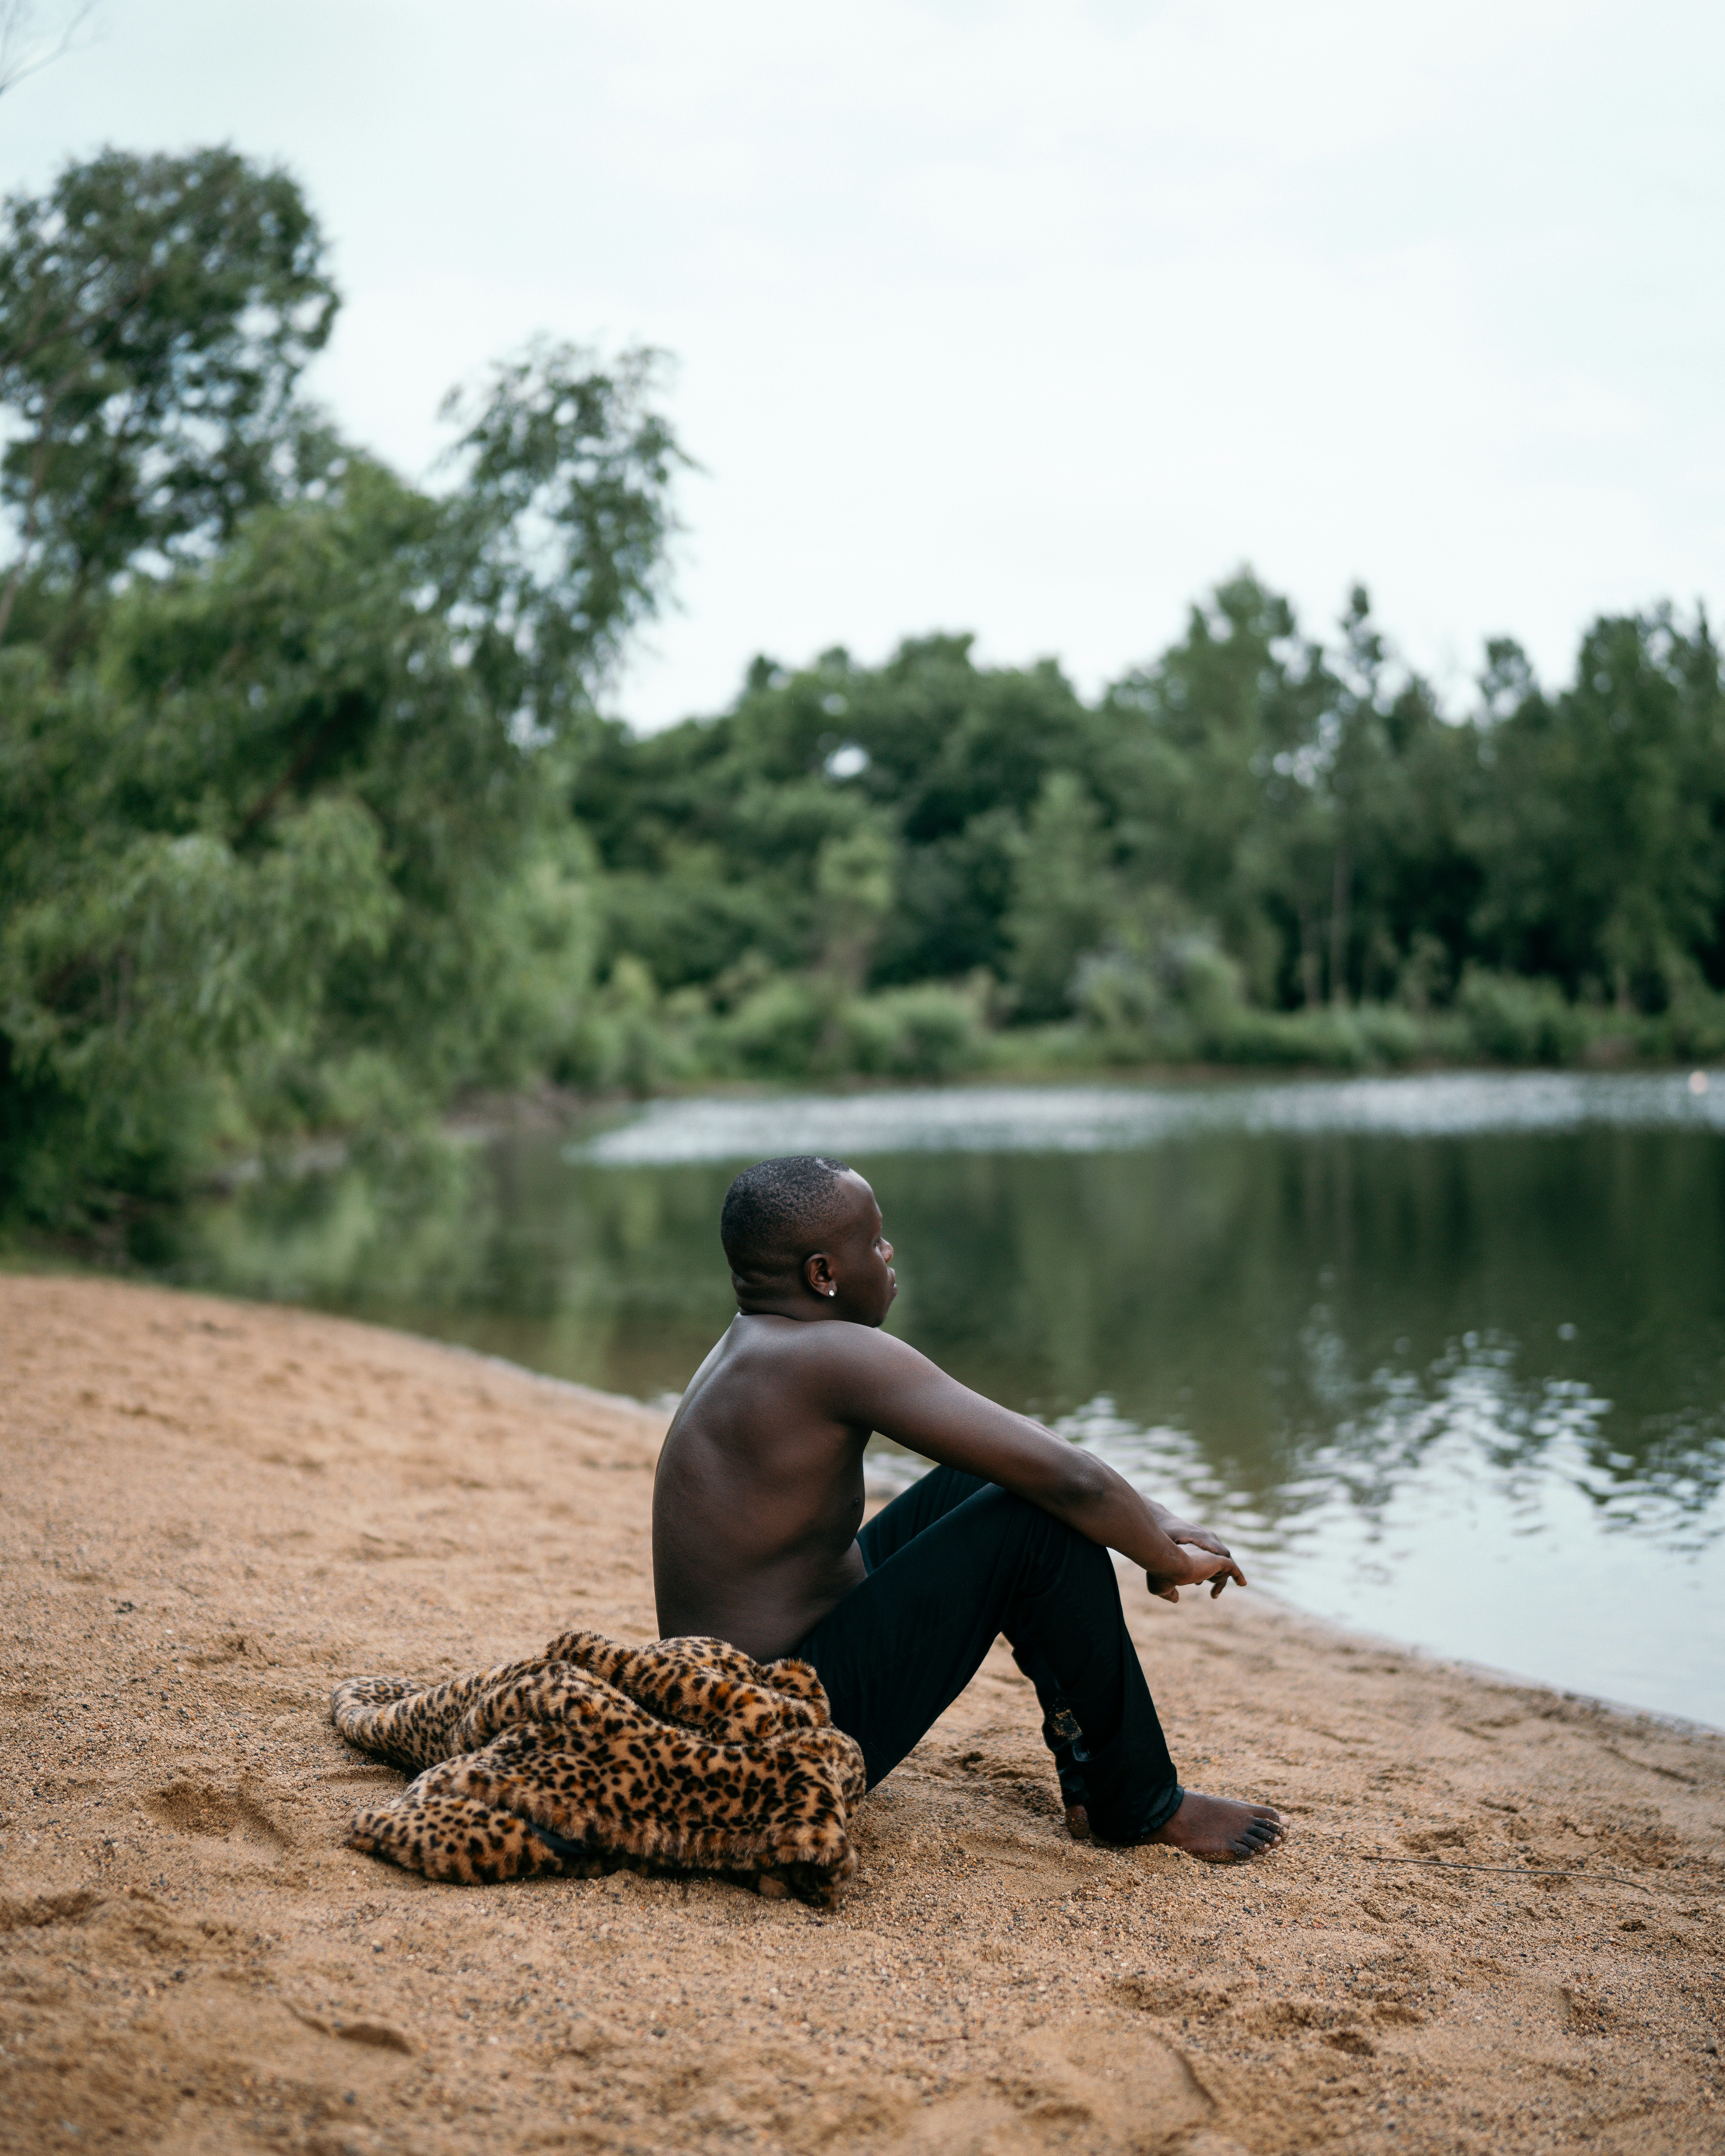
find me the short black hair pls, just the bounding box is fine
[720,1155,856,1283]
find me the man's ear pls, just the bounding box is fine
[804,1252,837,1299]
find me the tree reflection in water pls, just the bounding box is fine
[167,1091,1725,1721]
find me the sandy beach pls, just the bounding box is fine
[2,1269,1721,2155]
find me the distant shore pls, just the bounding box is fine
[2,1270,1721,2155]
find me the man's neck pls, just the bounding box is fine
[734,1295,838,1324]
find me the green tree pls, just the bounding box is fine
[0,147,337,654]
[1098,578,1482,1012]
[1098,574,1332,1003]
[0,157,685,1235]
[815,822,895,988]
[1471,606,1725,1006]
[435,339,686,740]
[572,635,1100,995]
[1002,771,1115,1019]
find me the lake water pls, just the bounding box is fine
[177,1071,1725,1728]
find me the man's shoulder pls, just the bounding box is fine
[730,1314,916,1379]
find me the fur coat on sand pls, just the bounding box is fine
[329,1628,866,1906]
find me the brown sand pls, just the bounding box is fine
[2,1271,1722,2156]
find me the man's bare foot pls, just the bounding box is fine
[1064,1803,1092,1842]
[1145,1789,1287,1862]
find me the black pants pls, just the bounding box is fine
[793,1466,1183,1843]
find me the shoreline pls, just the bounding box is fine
[13,1250,1713,1742]
[130,1291,1725,1741]
[3,1269,1722,2155]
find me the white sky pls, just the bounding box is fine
[4,0,1722,728]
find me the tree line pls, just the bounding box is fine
[3,148,1721,1242]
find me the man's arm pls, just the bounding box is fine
[812,1327,1244,1598]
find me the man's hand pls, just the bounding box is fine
[1144,1520,1246,1604]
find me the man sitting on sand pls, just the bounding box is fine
[652,1155,1286,1862]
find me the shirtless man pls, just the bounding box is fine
[652,1154,1286,1861]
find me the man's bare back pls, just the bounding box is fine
[653,1314,875,1660]
[652,1161,1287,1863]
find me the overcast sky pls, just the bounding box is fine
[4,0,1721,727]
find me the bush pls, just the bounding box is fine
[840,983,988,1078]
[1071,924,1421,1071]
[1353,1004,1421,1065]
[1457,968,1588,1065]
[1070,947,1165,1035]
[1203,1005,1371,1070]
[714,974,835,1079]
[1641,983,1725,1064]
[555,957,701,1092]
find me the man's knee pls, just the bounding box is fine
[974,1485,1114,1585]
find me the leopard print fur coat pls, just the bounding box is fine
[329,1629,866,1906]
